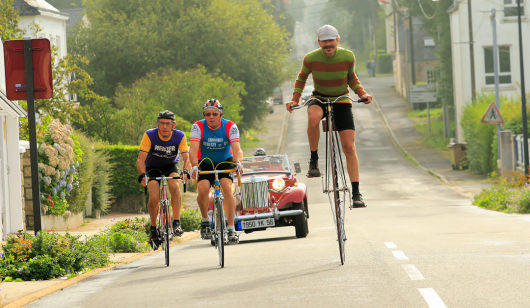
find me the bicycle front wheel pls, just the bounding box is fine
[163,204,170,267]
[326,118,346,265]
[214,198,225,268]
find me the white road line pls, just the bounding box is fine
[392,250,409,260]
[385,242,397,249]
[418,288,447,308]
[402,264,425,280]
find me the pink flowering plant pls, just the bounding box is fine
[37,115,83,215]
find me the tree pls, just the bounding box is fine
[0,0,24,41]
[74,0,290,128]
[106,66,245,145]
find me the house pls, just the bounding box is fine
[383,1,439,100]
[449,0,530,142]
[0,38,27,240]
[14,0,69,60]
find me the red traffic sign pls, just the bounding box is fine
[3,38,53,100]
[481,101,504,124]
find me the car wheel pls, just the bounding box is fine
[294,202,308,238]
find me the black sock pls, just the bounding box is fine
[173,219,180,225]
[310,150,318,161]
[352,182,359,194]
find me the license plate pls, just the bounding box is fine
[239,218,275,230]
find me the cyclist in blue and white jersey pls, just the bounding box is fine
[190,99,243,244]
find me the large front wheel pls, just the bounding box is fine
[214,198,225,268]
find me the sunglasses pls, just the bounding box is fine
[205,112,220,117]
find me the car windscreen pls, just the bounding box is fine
[241,155,291,174]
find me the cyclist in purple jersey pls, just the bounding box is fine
[190,99,243,244]
[137,110,191,245]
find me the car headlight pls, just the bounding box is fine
[272,179,286,191]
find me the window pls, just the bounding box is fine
[484,46,511,85]
[504,0,525,17]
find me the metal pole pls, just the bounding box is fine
[468,0,476,101]
[23,39,42,234]
[490,9,502,159]
[516,0,529,177]
[408,15,416,85]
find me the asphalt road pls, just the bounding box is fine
[27,97,530,308]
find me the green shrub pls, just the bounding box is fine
[473,178,530,213]
[92,149,114,213]
[105,217,150,252]
[67,132,95,213]
[99,145,143,200]
[461,93,497,174]
[181,208,201,231]
[0,231,110,281]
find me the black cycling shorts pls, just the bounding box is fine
[146,164,179,183]
[198,158,235,187]
[308,100,355,131]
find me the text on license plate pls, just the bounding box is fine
[240,218,275,230]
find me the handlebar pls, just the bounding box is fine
[195,168,242,187]
[291,95,367,110]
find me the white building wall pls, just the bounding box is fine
[450,0,530,142]
[19,12,68,59]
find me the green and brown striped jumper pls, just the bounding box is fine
[291,47,367,103]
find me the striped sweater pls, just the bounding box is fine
[292,47,367,103]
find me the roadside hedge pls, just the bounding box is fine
[98,145,143,200]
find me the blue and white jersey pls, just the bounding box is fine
[190,118,240,164]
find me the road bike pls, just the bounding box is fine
[145,171,188,267]
[196,161,240,268]
[293,95,366,265]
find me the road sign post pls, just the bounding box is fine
[3,38,53,234]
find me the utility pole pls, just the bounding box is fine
[516,0,528,177]
[408,14,416,85]
[467,0,476,101]
[490,9,502,158]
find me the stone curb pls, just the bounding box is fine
[4,232,200,308]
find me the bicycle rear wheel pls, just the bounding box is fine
[214,198,225,268]
[163,203,170,267]
[326,115,346,265]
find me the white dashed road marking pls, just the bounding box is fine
[392,250,408,260]
[384,241,397,249]
[418,288,447,308]
[402,264,425,280]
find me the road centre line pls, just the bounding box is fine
[385,242,397,249]
[402,264,425,280]
[418,288,447,308]
[392,250,409,260]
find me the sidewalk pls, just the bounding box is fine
[363,75,491,199]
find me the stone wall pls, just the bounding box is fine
[21,151,33,230]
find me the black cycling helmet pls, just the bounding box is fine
[203,99,223,114]
[254,148,266,156]
[157,110,175,121]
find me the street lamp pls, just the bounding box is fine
[515,0,528,177]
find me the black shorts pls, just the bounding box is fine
[308,100,355,131]
[198,158,235,187]
[146,164,179,183]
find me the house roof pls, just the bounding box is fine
[0,91,27,117]
[14,0,68,18]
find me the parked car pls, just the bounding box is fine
[208,154,308,238]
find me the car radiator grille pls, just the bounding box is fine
[240,178,270,209]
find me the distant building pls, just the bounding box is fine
[449,0,530,142]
